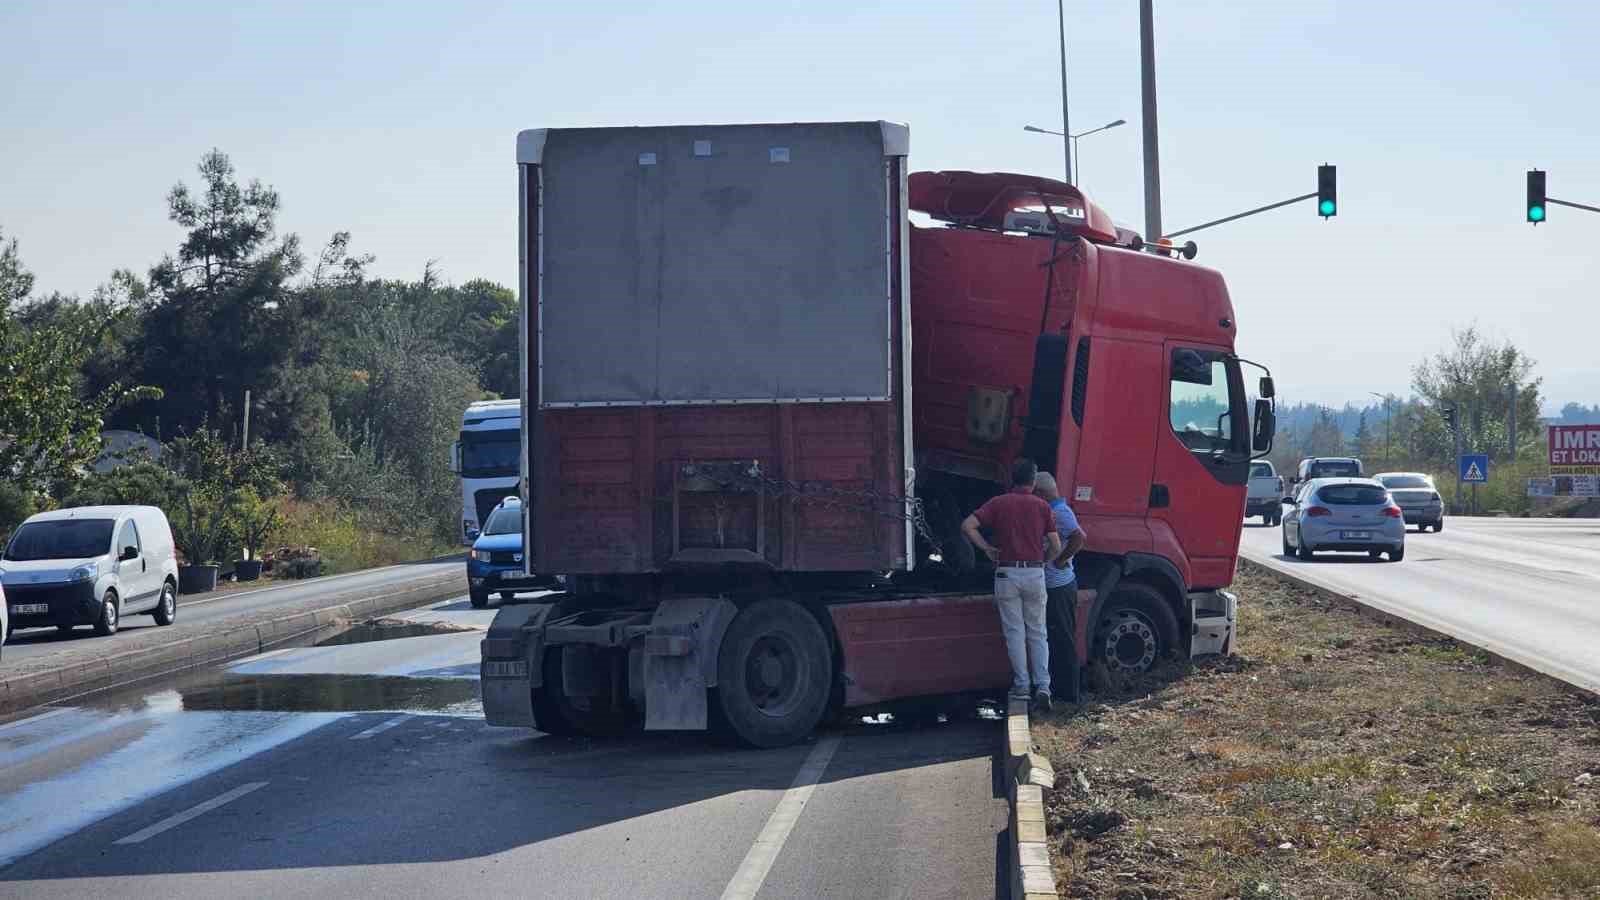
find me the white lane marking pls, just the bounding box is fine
[349,715,410,740]
[113,782,269,845]
[720,734,842,900]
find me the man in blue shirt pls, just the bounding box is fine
[1034,472,1087,703]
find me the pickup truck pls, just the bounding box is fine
[1247,461,1284,525]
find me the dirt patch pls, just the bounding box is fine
[1032,562,1600,900]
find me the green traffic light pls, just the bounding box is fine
[1318,199,1336,216]
[1529,205,1545,222]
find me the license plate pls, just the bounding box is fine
[11,603,49,615]
[1342,531,1371,540]
[483,660,529,678]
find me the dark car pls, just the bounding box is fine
[1374,472,1445,532]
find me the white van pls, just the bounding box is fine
[0,506,180,637]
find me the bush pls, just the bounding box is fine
[276,499,450,575]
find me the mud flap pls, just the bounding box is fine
[480,602,558,727]
[643,596,738,731]
[1189,590,1236,657]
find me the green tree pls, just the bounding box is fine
[1351,412,1374,460]
[1303,409,1345,457]
[0,227,160,496]
[131,150,302,438]
[1412,327,1542,462]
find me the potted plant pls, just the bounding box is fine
[173,488,230,593]
[233,489,282,582]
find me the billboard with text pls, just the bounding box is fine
[1549,424,1600,475]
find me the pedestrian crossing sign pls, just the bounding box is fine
[1458,454,1489,484]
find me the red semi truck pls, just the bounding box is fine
[480,121,1275,747]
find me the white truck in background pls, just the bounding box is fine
[448,399,521,545]
[1247,460,1284,526]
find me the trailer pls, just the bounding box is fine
[482,121,1265,747]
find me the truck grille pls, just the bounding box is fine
[489,551,521,565]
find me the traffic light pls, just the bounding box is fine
[1441,403,1457,431]
[1526,169,1546,223]
[1317,164,1337,218]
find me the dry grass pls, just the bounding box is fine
[1032,562,1600,900]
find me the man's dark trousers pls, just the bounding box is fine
[1046,583,1081,702]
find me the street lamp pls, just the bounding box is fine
[1024,119,1126,186]
[1368,392,1392,469]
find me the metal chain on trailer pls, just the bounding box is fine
[679,461,943,554]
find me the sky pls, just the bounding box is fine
[3,1,1597,411]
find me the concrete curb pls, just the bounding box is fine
[0,571,465,716]
[1238,555,1599,698]
[1005,697,1059,900]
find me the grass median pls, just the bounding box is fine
[1032,562,1600,900]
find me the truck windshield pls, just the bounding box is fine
[460,431,519,478]
[1168,351,1244,456]
[4,519,115,561]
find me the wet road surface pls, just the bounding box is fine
[0,596,1006,899]
[1240,516,1600,692]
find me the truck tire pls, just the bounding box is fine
[713,599,833,748]
[1092,582,1178,676]
[533,645,633,738]
[531,649,577,737]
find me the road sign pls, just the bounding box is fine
[1459,454,1489,484]
[1549,424,1600,475]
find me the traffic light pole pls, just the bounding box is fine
[1549,197,1600,214]
[1163,192,1317,239]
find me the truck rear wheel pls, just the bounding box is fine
[1092,583,1178,676]
[713,599,833,748]
[534,645,634,738]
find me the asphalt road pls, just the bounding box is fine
[0,596,1006,899]
[2,559,463,664]
[1240,516,1600,692]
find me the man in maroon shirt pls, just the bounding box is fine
[961,458,1062,711]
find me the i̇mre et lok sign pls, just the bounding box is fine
[1549,424,1600,474]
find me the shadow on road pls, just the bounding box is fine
[0,706,1004,885]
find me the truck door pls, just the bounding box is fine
[1153,345,1248,589]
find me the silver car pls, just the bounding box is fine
[1374,472,1445,532]
[1282,478,1406,562]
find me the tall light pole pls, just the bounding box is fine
[1139,0,1163,241]
[1024,120,1126,187]
[1368,392,1392,468]
[1057,0,1072,184]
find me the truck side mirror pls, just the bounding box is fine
[1252,399,1275,453]
[1258,376,1275,399]
[449,441,461,474]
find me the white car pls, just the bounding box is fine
[1,505,180,637]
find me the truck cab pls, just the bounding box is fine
[907,171,1273,673]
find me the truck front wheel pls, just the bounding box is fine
[713,600,833,748]
[1093,583,1178,676]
